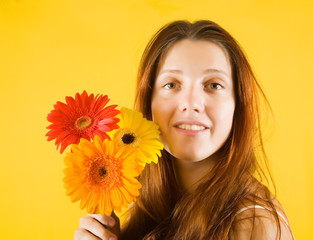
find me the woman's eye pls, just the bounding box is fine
[163,82,177,89]
[206,83,222,90]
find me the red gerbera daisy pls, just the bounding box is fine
[46,91,120,153]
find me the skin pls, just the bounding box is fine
[151,39,235,191]
[229,204,294,239]
[74,213,120,240]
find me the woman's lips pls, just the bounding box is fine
[176,124,206,131]
[173,121,209,136]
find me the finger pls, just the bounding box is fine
[79,215,117,240]
[74,227,101,240]
[87,214,116,228]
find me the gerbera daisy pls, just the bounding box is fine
[112,107,163,166]
[46,91,120,153]
[63,135,143,215]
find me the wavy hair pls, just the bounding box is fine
[121,20,280,240]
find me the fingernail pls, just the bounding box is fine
[109,237,116,240]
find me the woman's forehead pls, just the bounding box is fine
[157,39,232,78]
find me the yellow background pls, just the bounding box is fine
[0,0,312,239]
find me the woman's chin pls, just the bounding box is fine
[170,151,215,164]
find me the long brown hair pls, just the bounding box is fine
[121,20,280,240]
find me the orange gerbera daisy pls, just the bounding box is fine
[63,135,143,215]
[46,91,120,153]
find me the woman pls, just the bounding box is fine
[75,20,294,239]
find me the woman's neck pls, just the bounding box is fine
[173,155,218,193]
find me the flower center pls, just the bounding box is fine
[89,159,107,184]
[86,156,122,192]
[99,167,107,177]
[122,133,135,144]
[75,116,92,130]
[115,128,140,147]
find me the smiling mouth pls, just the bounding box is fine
[176,124,206,131]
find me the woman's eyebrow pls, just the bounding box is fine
[158,68,230,77]
[158,69,183,76]
[203,68,230,77]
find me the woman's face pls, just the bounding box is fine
[151,39,235,163]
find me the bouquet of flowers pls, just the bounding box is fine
[46,91,163,215]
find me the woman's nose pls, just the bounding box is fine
[178,87,204,113]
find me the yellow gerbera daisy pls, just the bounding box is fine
[63,135,143,215]
[112,107,164,166]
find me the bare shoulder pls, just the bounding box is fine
[229,198,294,240]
